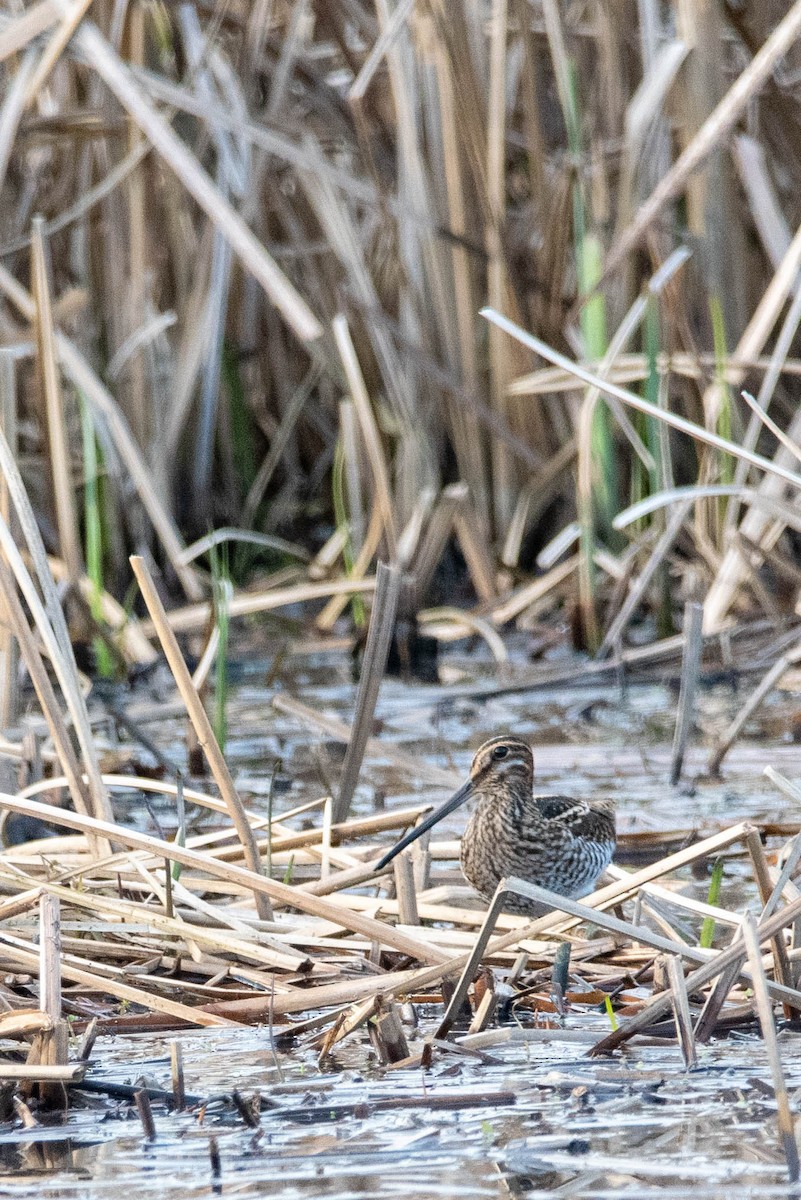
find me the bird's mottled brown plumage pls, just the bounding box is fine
[377,735,616,916]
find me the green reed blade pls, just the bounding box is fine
[700,857,724,949]
[79,392,114,678]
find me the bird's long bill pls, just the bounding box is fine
[375,779,474,870]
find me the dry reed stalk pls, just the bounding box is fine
[334,561,401,822]
[33,892,67,1108]
[409,484,467,606]
[0,1064,84,1083]
[664,954,698,1070]
[484,311,801,492]
[733,134,792,273]
[0,793,453,966]
[142,574,377,637]
[243,369,319,526]
[0,556,99,837]
[418,609,507,663]
[453,504,496,604]
[490,555,578,625]
[742,909,801,1183]
[315,507,384,631]
[0,924,241,1028]
[598,501,692,656]
[332,315,397,558]
[509,353,801,397]
[669,600,704,784]
[30,878,306,973]
[0,48,36,198]
[0,4,59,60]
[130,555,271,921]
[30,218,82,585]
[23,0,95,105]
[590,890,801,1056]
[0,444,110,826]
[746,829,798,1018]
[485,0,514,535]
[706,281,801,629]
[393,852,419,927]
[603,0,801,276]
[429,38,486,520]
[56,11,322,343]
[0,352,18,729]
[46,557,157,666]
[0,264,203,602]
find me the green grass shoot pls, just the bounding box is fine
[333,438,365,628]
[603,994,618,1031]
[700,858,724,949]
[79,393,114,678]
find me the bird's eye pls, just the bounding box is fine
[492,745,509,760]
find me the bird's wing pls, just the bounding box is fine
[532,793,614,840]
[532,793,586,821]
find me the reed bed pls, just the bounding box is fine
[2,1,801,654]
[3,0,801,1183]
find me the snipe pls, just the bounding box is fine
[376,735,616,915]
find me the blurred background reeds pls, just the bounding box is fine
[3,0,801,669]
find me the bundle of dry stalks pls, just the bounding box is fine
[0,2,801,661]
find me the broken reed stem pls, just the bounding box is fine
[746,829,799,1017]
[742,909,801,1184]
[393,851,419,926]
[334,560,401,823]
[38,892,61,1024]
[135,1088,157,1140]
[170,1041,185,1112]
[665,954,697,1069]
[670,600,704,784]
[130,555,273,922]
[694,946,744,1044]
[35,891,67,1109]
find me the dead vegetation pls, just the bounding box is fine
[4,0,801,1187]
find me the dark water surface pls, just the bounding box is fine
[6,634,801,1198]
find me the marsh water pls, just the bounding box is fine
[6,629,801,1199]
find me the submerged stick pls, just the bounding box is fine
[130,555,272,922]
